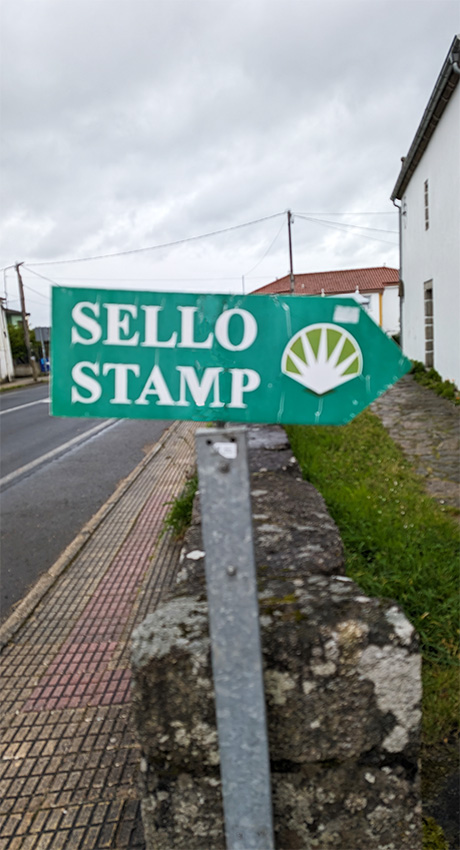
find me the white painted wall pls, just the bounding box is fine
[382,286,400,337]
[328,289,399,335]
[401,83,460,386]
[366,293,380,327]
[0,308,14,382]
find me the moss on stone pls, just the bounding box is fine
[422,816,448,849]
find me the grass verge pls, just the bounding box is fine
[163,471,198,539]
[286,409,459,843]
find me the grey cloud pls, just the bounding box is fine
[1,0,458,303]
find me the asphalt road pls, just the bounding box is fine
[0,382,171,621]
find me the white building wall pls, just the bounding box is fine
[328,290,399,335]
[382,286,400,337]
[357,289,400,335]
[401,83,460,386]
[365,293,380,327]
[0,308,14,382]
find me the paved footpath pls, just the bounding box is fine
[0,420,199,850]
[371,374,460,515]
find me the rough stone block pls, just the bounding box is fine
[131,578,421,849]
[131,425,422,849]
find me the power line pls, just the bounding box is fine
[294,211,397,216]
[22,266,63,287]
[23,282,53,301]
[8,296,50,309]
[243,219,286,278]
[29,275,253,282]
[0,210,398,276]
[25,212,285,268]
[294,215,398,235]
[294,215,398,246]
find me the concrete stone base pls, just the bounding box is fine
[139,764,419,850]
[131,426,422,849]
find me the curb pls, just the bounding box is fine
[0,378,50,392]
[0,420,182,649]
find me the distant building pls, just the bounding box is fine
[34,327,51,358]
[391,34,460,386]
[0,301,15,382]
[253,267,400,335]
[5,308,24,328]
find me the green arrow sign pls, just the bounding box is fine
[51,288,410,426]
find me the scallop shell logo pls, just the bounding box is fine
[281,323,363,395]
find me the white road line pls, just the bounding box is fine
[0,398,50,416]
[0,420,117,488]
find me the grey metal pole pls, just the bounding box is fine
[195,427,275,850]
[287,210,295,294]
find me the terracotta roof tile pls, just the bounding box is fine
[253,267,399,296]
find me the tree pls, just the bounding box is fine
[7,324,39,362]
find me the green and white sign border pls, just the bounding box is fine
[51,288,411,427]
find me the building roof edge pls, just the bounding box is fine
[391,34,460,201]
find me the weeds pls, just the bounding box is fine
[163,471,198,539]
[411,361,460,405]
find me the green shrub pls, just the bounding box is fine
[410,361,460,404]
[410,360,427,374]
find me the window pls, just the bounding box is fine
[424,180,429,230]
[424,281,433,367]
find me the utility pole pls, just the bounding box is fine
[15,262,38,382]
[287,210,295,293]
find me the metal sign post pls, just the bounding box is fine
[196,427,275,850]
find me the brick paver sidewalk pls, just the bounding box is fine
[0,421,199,850]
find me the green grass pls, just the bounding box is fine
[286,411,460,745]
[162,471,198,539]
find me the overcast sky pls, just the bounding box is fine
[1,0,458,327]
